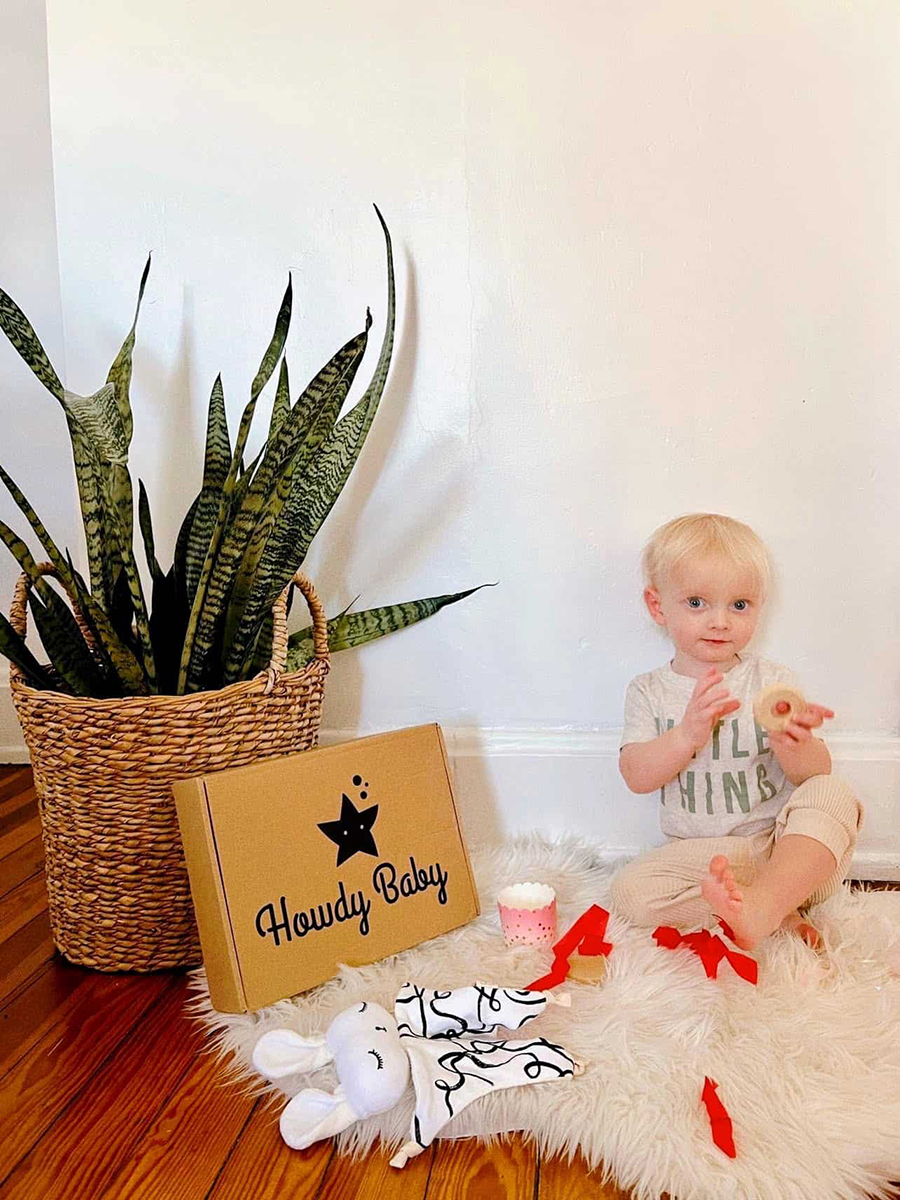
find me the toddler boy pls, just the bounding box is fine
[612,513,862,949]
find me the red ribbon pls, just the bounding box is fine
[701,1077,736,1157]
[524,904,613,991]
[652,919,757,985]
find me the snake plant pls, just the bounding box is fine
[0,208,490,698]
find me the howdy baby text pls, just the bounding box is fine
[255,856,450,946]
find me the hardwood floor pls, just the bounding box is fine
[0,764,896,1199]
[0,765,632,1199]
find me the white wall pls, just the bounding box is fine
[0,0,71,633]
[0,0,75,751]
[2,1,898,871]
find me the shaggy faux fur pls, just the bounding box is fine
[187,836,900,1200]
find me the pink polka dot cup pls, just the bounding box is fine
[497,882,557,947]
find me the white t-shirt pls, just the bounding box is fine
[620,653,801,839]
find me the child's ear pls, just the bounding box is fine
[643,587,666,627]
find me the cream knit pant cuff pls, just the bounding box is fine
[609,774,863,930]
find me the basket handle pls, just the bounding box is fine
[10,563,98,652]
[265,569,330,686]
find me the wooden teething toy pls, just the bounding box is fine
[566,950,609,984]
[752,683,807,733]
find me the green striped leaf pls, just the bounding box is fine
[218,326,369,680]
[60,376,153,680]
[138,479,163,581]
[263,325,369,487]
[174,493,200,588]
[241,610,275,678]
[106,255,151,446]
[232,445,264,508]
[107,563,137,652]
[0,612,55,690]
[229,209,394,674]
[0,462,146,693]
[0,286,65,399]
[178,277,293,693]
[268,358,290,442]
[67,417,114,607]
[26,587,111,697]
[64,384,129,464]
[248,276,293,414]
[0,530,118,697]
[284,585,494,672]
[202,373,232,491]
[0,518,44,591]
[182,489,220,604]
[0,284,130,617]
[181,375,229,602]
[220,450,298,685]
[106,462,156,688]
[64,550,147,695]
[0,463,73,584]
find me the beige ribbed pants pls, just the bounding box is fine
[610,774,863,929]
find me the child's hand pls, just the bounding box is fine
[768,703,834,749]
[679,667,741,752]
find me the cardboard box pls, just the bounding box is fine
[173,723,480,1012]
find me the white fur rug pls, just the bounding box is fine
[188,836,900,1200]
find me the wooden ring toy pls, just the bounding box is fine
[566,951,609,984]
[752,683,807,733]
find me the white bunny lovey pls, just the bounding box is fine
[252,982,583,1168]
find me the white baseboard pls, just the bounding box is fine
[3,685,898,879]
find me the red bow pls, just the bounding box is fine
[701,1076,736,1157]
[525,904,613,991]
[652,919,757,985]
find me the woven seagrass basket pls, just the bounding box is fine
[8,563,330,972]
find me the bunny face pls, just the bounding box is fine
[326,1001,409,1120]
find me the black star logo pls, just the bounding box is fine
[318,793,380,867]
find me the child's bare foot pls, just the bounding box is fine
[701,855,744,921]
[780,909,822,949]
[700,856,776,950]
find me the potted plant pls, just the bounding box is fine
[0,207,488,971]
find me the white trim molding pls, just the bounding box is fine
[3,692,897,880]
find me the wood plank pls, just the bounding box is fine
[0,803,40,861]
[0,958,95,1080]
[208,1099,336,1200]
[1,977,205,1200]
[0,836,44,899]
[97,1036,257,1199]
[538,1150,638,1198]
[0,780,36,820]
[0,873,48,943]
[0,769,33,806]
[317,1141,434,1200]
[0,971,170,1182]
[426,1136,537,1200]
[0,784,35,821]
[0,911,56,1007]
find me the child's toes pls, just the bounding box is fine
[708,855,729,881]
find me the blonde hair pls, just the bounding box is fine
[641,513,771,600]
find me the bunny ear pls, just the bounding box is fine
[279,1085,359,1150]
[252,1028,333,1080]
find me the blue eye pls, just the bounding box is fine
[734,600,748,611]
[687,597,703,608]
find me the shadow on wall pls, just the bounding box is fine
[314,244,479,716]
[124,282,203,563]
[307,246,504,845]
[450,748,505,846]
